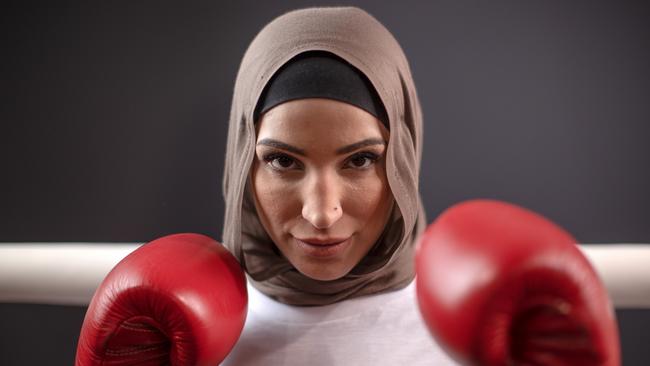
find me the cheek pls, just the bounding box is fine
[343,167,392,219]
[252,164,299,230]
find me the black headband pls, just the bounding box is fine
[253,51,389,129]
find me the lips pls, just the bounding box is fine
[293,236,352,258]
[295,237,349,246]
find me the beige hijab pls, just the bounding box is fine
[222,6,426,306]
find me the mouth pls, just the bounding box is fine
[293,236,351,257]
[295,237,349,246]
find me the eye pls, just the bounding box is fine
[263,153,300,171]
[345,151,380,169]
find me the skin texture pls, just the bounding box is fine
[251,98,394,281]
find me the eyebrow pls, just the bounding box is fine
[256,138,386,157]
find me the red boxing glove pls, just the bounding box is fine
[76,233,247,366]
[415,200,620,366]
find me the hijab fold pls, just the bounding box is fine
[222,6,426,306]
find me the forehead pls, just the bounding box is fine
[256,98,388,146]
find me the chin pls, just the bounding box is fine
[297,265,348,281]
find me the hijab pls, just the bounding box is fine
[222,6,426,306]
[253,50,389,129]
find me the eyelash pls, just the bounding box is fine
[262,151,381,172]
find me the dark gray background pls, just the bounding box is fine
[1,0,648,364]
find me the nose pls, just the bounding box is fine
[301,170,343,229]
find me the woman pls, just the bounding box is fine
[220,6,457,365]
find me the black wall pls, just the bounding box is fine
[1,1,649,364]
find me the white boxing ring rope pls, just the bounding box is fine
[0,243,649,308]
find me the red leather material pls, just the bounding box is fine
[415,199,620,366]
[75,233,248,366]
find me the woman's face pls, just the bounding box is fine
[251,98,393,281]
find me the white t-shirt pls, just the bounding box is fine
[221,277,460,365]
